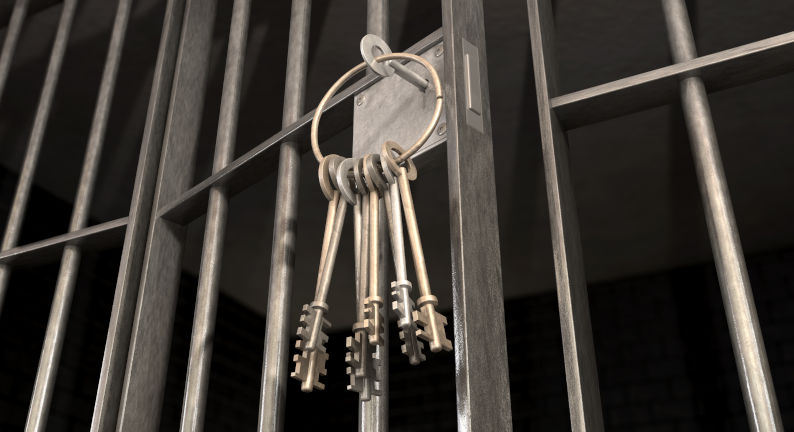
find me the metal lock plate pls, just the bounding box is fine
[352,42,446,157]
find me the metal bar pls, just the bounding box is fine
[660,1,783,430]
[0,0,78,314]
[552,30,794,129]
[440,0,513,430]
[24,1,133,429]
[257,1,310,430]
[91,0,187,429]
[0,217,127,266]
[180,0,249,429]
[0,0,29,106]
[525,0,604,430]
[360,2,388,429]
[116,0,217,430]
[159,29,444,226]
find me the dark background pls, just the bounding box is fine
[0,0,793,430]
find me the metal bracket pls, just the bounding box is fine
[352,42,446,158]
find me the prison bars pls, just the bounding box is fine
[660,1,782,430]
[0,0,78,315]
[116,0,217,430]
[91,0,187,430]
[258,1,310,430]
[0,1,511,430]
[180,0,250,429]
[0,0,29,106]
[526,0,784,430]
[25,0,133,429]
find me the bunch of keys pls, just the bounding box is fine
[291,145,452,398]
[293,33,451,398]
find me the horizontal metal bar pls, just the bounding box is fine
[0,217,128,266]
[552,30,794,129]
[158,28,443,225]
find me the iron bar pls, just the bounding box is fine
[0,0,78,315]
[661,1,783,430]
[91,0,188,430]
[526,0,604,430]
[360,2,388,430]
[0,217,127,266]
[257,1,310,430]
[441,0,513,430]
[552,30,794,128]
[116,0,217,430]
[0,0,29,106]
[24,1,133,429]
[180,0,249,429]
[159,29,444,226]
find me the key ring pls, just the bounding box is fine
[310,52,443,166]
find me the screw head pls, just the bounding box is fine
[434,44,444,57]
[356,94,366,106]
[437,123,447,135]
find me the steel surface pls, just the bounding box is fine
[117,0,217,430]
[442,0,514,429]
[91,0,187,430]
[26,1,132,428]
[258,0,310,430]
[0,0,78,315]
[526,0,604,430]
[661,1,783,430]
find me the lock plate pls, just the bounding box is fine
[352,42,446,158]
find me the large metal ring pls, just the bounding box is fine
[310,53,443,165]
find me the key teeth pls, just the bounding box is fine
[363,298,384,346]
[291,348,329,392]
[292,303,332,392]
[346,325,381,401]
[413,303,453,353]
[391,283,426,364]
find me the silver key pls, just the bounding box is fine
[362,154,385,347]
[345,158,381,400]
[380,156,426,365]
[382,142,452,353]
[292,156,348,392]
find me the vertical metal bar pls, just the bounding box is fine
[116,0,217,430]
[525,0,604,430]
[366,0,388,42]
[24,1,133,429]
[0,0,29,106]
[0,0,78,315]
[91,0,187,430]
[257,1,310,430]
[360,3,388,431]
[440,0,513,430]
[179,0,249,430]
[660,1,783,430]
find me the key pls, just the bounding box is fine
[343,158,381,400]
[292,155,348,392]
[362,154,385,347]
[379,155,425,365]
[382,142,452,353]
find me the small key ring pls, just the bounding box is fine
[310,52,443,165]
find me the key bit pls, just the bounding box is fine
[391,280,426,365]
[363,296,385,346]
[292,302,331,391]
[291,346,329,392]
[413,295,453,353]
[345,324,381,401]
